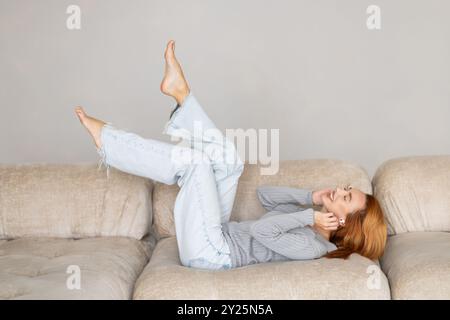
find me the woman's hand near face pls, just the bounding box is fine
[313,211,339,231]
[312,188,333,206]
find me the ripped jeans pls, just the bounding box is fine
[96,93,244,270]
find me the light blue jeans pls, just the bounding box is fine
[96,93,244,270]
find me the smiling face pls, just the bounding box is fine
[322,185,367,220]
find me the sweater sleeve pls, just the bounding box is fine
[249,208,322,260]
[256,186,314,212]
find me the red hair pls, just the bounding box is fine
[325,194,387,260]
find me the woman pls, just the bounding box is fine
[75,40,387,270]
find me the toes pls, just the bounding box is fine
[167,40,175,50]
[75,107,87,123]
[75,107,85,115]
[165,40,176,60]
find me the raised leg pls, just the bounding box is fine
[75,101,210,186]
[74,40,236,270]
[95,123,206,186]
[160,40,244,224]
[164,93,244,223]
[97,124,232,270]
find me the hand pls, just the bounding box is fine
[312,188,333,206]
[314,211,339,231]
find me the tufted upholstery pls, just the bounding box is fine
[0,237,151,299]
[0,164,156,300]
[152,159,372,239]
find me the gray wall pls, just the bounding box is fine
[1,0,449,176]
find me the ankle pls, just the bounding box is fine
[174,88,190,106]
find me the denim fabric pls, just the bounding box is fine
[96,93,243,271]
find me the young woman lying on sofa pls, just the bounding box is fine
[74,40,387,271]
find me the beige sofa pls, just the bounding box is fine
[373,156,450,299]
[1,156,449,299]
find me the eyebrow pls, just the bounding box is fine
[349,192,352,202]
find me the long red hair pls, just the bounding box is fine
[325,194,387,260]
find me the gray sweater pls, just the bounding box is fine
[222,186,338,268]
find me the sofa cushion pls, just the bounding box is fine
[133,237,389,300]
[0,164,153,240]
[380,232,450,299]
[0,237,152,299]
[373,156,450,235]
[152,160,372,239]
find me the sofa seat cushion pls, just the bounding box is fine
[0,237,152,299]
[381,232,450,299]
[133,237,390,300]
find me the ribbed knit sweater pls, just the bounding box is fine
[221,186,338,268]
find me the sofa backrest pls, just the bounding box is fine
[373,156,450,235]
[0,164,153,240]
[152,159,372,239]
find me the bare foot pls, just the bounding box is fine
[160,40,190,105]
[75,107,106,149]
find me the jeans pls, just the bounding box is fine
[96,93,244,270]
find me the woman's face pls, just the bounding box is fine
[322,185,367,219]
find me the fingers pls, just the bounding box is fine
[324,214,339,230]
[315,211,340,230]
[324,222,339,230]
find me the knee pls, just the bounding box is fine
[176,151,213,187]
